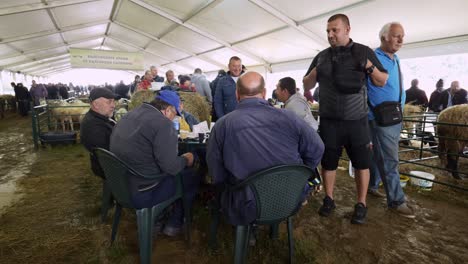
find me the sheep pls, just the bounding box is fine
[436,104,468,179]
[48,99,89,132]
[0,95,17,118]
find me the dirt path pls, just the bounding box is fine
[0,114,36,213]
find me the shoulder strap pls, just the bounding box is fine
[396,59,402,103]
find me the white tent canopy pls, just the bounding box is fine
[1,0,468,83]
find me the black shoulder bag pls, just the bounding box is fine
[368,61,403,127]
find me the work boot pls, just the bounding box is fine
[367,189,386,198]
[391,203,415,219]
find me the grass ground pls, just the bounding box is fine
[0,112,467,263]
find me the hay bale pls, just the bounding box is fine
[309,102,319,120]
[436,104,468,179]
[129,90,211,122]
[179,91,211,123]
[128,90,156,110]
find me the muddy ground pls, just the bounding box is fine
[0,112,467,264]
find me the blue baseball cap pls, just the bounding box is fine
[156,90,181,116]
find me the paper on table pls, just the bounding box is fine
[192,121,210,134]
[150,82,164,91]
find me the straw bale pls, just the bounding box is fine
[128,90,156,110]
[309,102,319,120]
[129,90,210,122]
[179,91,211,122]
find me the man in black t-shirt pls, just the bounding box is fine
[303,14,388,224]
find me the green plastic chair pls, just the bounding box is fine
[89,151,113,223]
[94,148,191,264]
[209,165,314,264]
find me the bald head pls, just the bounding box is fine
[450,81,460,91]
[236,72,266,100]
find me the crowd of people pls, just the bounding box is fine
[66,13,468,250]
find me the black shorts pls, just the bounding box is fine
[318,117,371,170]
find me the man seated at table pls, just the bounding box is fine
[110,90,202,236]
[206,71,324,226]
[81,88,117,178]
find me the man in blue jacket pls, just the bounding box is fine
[214,56,242,118]
[207,71,324,226]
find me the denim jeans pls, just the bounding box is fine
[369,121,405,208]
[131,168,202,227]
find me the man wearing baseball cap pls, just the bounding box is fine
[81,87,117,178]
[110,90,201,237]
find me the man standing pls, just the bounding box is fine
[165,70,175,85]
[14,83,31,117]
[440,81,467,110]
[303,14,388,224]
[428,79,445,112]
[214,56,242,118]
[30,80,48,106]
[110,91,200,236]
[150,65,164,82]
[405,79,428,107]
[207,72,324,225]
[367,22,414,218]
[137,70,153,91]
[191,68,213,103]
[275,77,318,130]
[80,88,117,178]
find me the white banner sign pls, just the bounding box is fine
[70,48,144,71]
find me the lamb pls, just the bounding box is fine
[436,104,468,179]
[48,99,89,132]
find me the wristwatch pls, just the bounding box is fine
[366,65,375,75]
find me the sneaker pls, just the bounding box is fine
[351,203,367,224]
[162,225,183,237]
[318,196,336,217]
[392,203,415,219]
[367,189,386,198]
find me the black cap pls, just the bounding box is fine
[89,88,116,101]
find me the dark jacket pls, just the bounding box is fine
[305,41,386,120]
[441,88,468,110]
[405,86,428,107]
[14,85,30,101]
[153,75,164,82]
[80,109,116,177]
[207,98,324,225]
[110,103,187,193]
[214,74,238,118]
[428,90,444,112]
[59,85,69,99]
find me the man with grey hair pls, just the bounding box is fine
[367,22,415,218]
[191,68,213,102]
[440,80,467,110]
[165,70,175,85]
[150,65,164,82]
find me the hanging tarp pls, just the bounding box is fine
[69,48,144,71]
